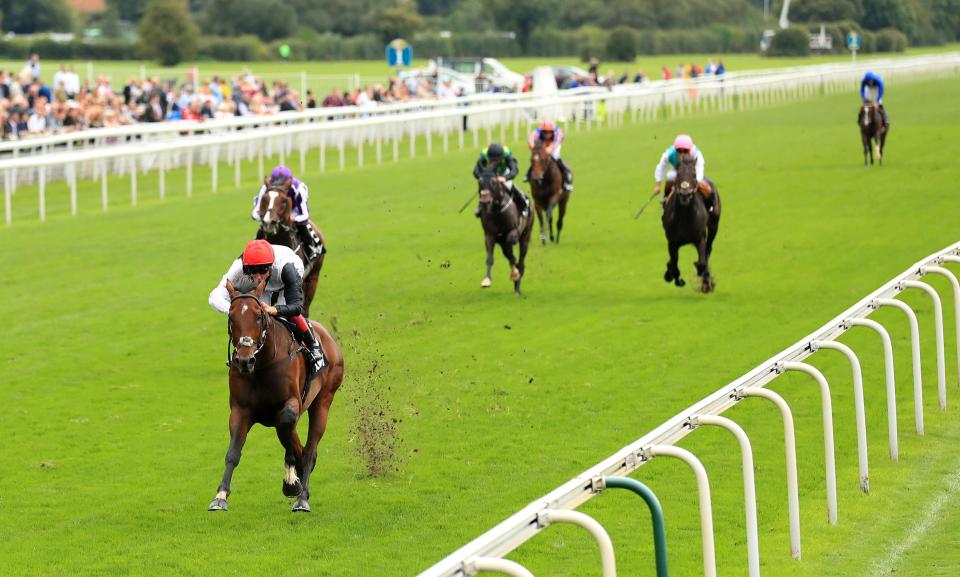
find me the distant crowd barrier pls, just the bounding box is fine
[417,240,960,577]
[3,53,959,225]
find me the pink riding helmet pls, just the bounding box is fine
[673,134,694,150]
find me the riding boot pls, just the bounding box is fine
[523,166,531,183]
[296,222,322,262]
[513,185,530,217]
[557,158,574,192]
[879,104,889,130]
[300,321,327,385]
[474,204,482,218]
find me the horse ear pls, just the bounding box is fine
[226,280,238,298]
[254,276,268,298]
[263,177,270,188]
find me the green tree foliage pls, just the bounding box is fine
[766,26,810,56]
[203,0,295,41]
[108,0,147,22]
[138,0,198,65]
[791,0,863,22]
[606,26,637,61]
[0,0,75,33]
[370,6,423,42]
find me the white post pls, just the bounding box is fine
[647,444,715,577]
[812,340,870,493]
[159,155,166,201]
[873,298,925,434]
[338,140,345,170]
[537,510,616,577]
[186,153,193,198]
[739,387,801,559]
[101,161,108,211]
[38,167,46,222]
[781,361,838,524]
[925,262,960,387]
[69,163,77,216]
[259,147,265,179]
[4,171,11,226]
[358,137,364,168]
[234,149,241,189]
[130,157,138,207]
[693,415,760,577]
[902,280,947,409]
[467,558,535,577]
[845,318,899,461]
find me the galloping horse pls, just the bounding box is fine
[256,179,325,317]
[529,141,570,245]
[478,166,533,295]
[662,155,721,293]
[209,277,344,513]
[858,101,887,167]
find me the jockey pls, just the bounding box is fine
[472,142,531,218]
[860,71,889,128]
[209,239,326,379]
[251,166,323,262]
[652,134,716,213]
[526,118,573,191]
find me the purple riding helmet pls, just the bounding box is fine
[269,165,301,189]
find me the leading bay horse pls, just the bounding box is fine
[208,277,344,513]
[478,166,533,295]
[256,179,325,317]
[858,101,887,167]
[529,141,570,245]
[662,154,721,293]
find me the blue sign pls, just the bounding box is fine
[386,38,413,67]
[846,31,861,50]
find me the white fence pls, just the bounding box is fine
[417,240,960,577]
[3,53,959,225]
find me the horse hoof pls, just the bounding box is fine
[292,499,311,513]
[208,498,228,511]
[675,278,686,288]
[510,267,521,281]
[481,277,492,288]
[282,479,302,498]
[664,270,674,283]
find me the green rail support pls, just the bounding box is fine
[604,475,669,577]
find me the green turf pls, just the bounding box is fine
[3,43,958,95]
[2,73,960,577]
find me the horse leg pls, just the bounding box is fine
[301,264,320,318]
[274,400,309,511]
[556,195,568,245]
[208,408,253,511]
[535,201,546,245]
[515,230,531,296]
[296,386,338,512]
[665,242,685,287]
[546,202,556,243]
[482,234,495,288]
[499,241,521,287]
[695,236,714,293]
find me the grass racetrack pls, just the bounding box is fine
[3,74,960,576]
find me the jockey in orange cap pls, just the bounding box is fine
[209,239,326,380]
[525,118,573,192]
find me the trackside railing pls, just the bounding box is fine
[4,53,959,225]
[417,240,960,577]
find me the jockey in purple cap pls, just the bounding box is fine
[251,166,323,262]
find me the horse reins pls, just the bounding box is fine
[226,294,269,367]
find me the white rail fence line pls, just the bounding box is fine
[4,54,959,225]
[418,240,960,577]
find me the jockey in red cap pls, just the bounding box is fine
[209,239,326,379]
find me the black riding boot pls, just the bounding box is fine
[513,185,530,217]
[557,158,574,191]
[300,322,327,386]
[879,104,889,130]
[296,222,322,262]
[523,166,531,182]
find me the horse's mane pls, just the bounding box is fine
[232,275,261,294]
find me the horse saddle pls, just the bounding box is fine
[273,317,315,400]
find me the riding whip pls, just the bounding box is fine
[634,190,660,219]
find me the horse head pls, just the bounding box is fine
[477,166,508,214]
[258,178,294,236]
[226,277,269,375]
[530,142,550,185]
[674,154,698,208]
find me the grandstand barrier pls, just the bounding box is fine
[417,241,960,577]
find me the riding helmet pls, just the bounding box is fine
[487,143,505,160]
[242,239,275,266]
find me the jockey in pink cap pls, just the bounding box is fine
[652,134,716,212]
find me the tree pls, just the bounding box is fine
[108,0,147,22]
[370,6,423,42]
[138,0,198,66]
[0,0,75,33]
[606,26,637,61]
[203,0,296,42]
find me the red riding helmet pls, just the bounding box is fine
[242,240,274,267]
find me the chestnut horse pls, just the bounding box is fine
[529,141,570,245]
[208,277,344,513]
[662,154,721,293]
[858,101,887,167]
[478,166,533,295]
[255,179,325,317]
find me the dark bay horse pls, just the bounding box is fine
[529,142,570,245]
[858,101,887,167]
[256,179,325,317]
[208,278,344,513]
[662,155,721,293]
[478,166,533,295]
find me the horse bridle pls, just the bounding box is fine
[226,293,269,367]
[479,174,513,212]
[260,186,294,234]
